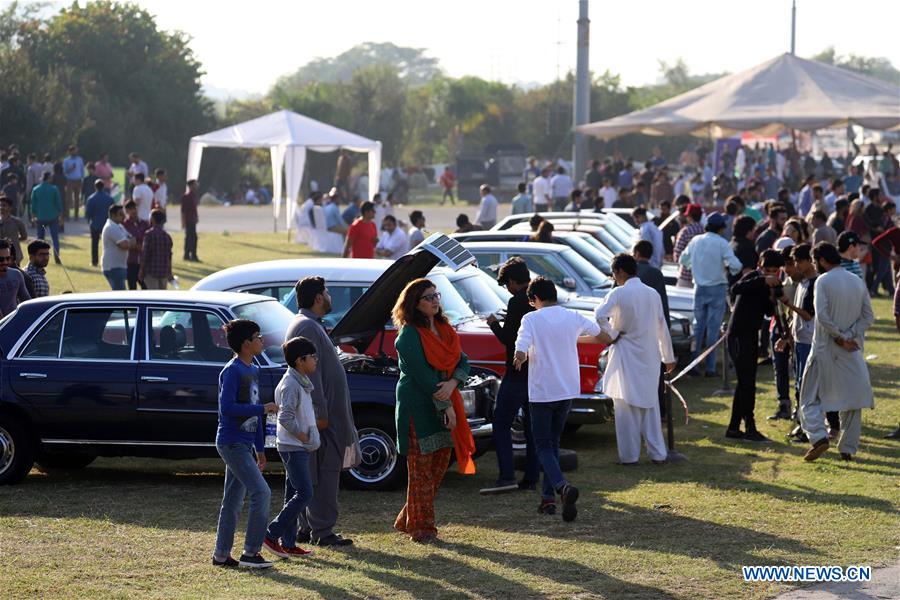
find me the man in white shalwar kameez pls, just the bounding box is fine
[592,254,677,464]
[800,242,875,462]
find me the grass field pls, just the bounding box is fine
[2,232,899,599]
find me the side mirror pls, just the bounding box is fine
[562,277,577,290]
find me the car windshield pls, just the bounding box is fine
[560,248,612,289]
[604,217,637,247]
[563,235,613,275]
[451,268,509,316]
[231,300,297,364]
[281,272,475,329]
[593,226,628,253]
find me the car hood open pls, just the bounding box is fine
[330,234,476,353]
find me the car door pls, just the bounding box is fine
[9,305,139,442]
[135,306,236,444]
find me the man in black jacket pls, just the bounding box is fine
[725,250,785,442]
[481,257,541,496]
[634,240,671,419]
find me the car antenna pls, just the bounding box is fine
[56,255,78,292]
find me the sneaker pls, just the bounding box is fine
[803,438,830,462]
[559,484,579,523]
[479,479,519,495]
[314,534,353,547]
[212,555,238,568]
[238,553,273,569]
[537,500,557,515]
[743,430,772,443]
[517,480,537,491]
[725,429,744,439]
[262,536,290,559]
[283,546,314,557]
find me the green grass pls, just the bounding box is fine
[3,234,899,599]
[48,230,318,294]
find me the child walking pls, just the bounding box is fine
[212,319,278,569]
[263,337,321,558]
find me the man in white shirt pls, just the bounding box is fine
[126,152,149,198]
[632,206,664,268]
[474,184,498,230]
[407,210,426,248]
[152,169,168,211]
[514,277,600,522]
[100,204,135,290]
[375,215,409,260]
[592,254,676,465]
[599,178,618,209]
[549,166,574,211]
[131,173,154,222]
[531,167,552,211]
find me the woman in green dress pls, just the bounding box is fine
[391,278,472,543]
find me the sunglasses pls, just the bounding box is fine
[419,292,441,303]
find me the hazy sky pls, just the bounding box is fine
[31,0,900,95]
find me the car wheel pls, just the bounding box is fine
[0,413,35,485]
[342,409,407,492]
[514,448,578,472]
[35,452,96,472]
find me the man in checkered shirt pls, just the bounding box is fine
[24,240,51,297]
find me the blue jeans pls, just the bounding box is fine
[529,399,571,501]
[692,284,727,374]
[771,328,791,407]
[267,450,313,548]
[214,442,271,559]
[103,267,127,290]
[37,219,60,256]
[492,378,540,484]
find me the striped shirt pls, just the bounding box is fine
[840,258,863,280]
[673,222,705,285]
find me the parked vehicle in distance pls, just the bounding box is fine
[460,241,693,359]
[0,236,500,490]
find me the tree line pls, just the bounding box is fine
[2,2,896,197]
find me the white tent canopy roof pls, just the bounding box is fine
[577,53,900,140]
[186,109,382,229]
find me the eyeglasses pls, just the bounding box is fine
[419,292,441,303]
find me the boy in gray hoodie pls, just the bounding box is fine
[263,337,321,558]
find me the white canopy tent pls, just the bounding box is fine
[186,109,382,229]
[577,53,900,140]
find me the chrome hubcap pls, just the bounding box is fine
[350,427,397,484]
[0,426,15,476]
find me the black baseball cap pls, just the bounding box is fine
[837,231,867,252]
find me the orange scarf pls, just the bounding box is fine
[416,321,476,475]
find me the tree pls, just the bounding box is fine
[811,46,900,85]
[17,1,214,187]
[276,42,441,89]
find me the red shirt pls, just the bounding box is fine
[346,218,377,258]
[439,170,455,190]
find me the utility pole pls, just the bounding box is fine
[573,0,590,180]
[790,0,796,55]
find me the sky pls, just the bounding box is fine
[27,0,900,97]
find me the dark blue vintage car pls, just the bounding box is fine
[0,235,498,490]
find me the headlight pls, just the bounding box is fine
[669,311,691,337]
[459,389,477,417]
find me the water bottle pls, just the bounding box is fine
[265,413,277,449]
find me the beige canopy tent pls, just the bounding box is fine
[577,53,900,140]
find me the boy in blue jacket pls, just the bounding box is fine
[212,319,277,569]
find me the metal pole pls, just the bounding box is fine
[790,0,796,56]
[572,0,590,182]
[664,372,688,463]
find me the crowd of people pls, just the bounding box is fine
[0,144,203,312]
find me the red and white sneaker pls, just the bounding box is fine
[283,546,314,557]
[262,536,291,559]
